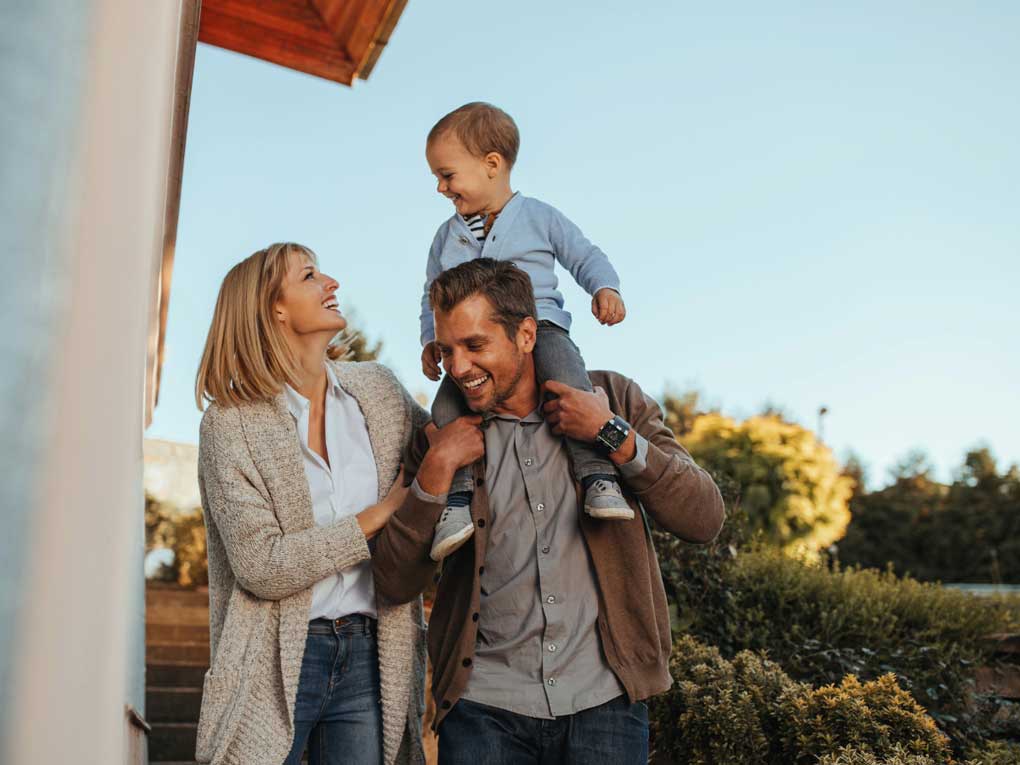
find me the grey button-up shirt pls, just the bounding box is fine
[459,407,628,718]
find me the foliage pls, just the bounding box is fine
[145,493,208,588]
[649,636,953,765]
[652,518,1019,755]
[676,409,854,557]
[838,448,1020,583]
[814,745,938,765]
[964,740,1020,765]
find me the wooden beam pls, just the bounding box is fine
[199,0,356,85]
[310,0,406,80]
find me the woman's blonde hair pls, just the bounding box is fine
[195,242,348,409]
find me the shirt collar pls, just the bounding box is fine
[485,404,543,425]
[283,364,345,420]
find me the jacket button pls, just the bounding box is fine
[462,658,472,667]
[472,612,479,621]
[458,236,469,245]
[477,518,486,528]
[442,700,451,709]
[478,566,485,575]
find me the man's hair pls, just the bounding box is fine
[429,258,537,342]
[427,102,520,168]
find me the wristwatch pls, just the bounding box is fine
[595,415,631,453]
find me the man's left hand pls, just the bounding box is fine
[541,380,614,442]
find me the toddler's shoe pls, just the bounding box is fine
[583,478,634,521]
[430,505,475,561]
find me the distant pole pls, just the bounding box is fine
[817,406,829,442]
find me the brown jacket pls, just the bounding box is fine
[371,370,724,729]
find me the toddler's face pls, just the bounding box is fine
[426,133,497,217]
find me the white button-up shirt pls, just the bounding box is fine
[284,365,378,620]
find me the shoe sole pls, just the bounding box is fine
[430,524,476,561]
[584,505,635,521]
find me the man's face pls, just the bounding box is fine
[434,294,536,414]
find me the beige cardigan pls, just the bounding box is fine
[195,360,429,765]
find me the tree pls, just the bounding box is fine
[677,410,854,557]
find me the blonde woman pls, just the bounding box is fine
[194,243,427,765]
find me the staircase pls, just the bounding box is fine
[146,582,209,764]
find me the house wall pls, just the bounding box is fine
[1,1,187,762]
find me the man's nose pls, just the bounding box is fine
[446,350,470,377]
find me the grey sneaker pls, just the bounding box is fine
[430,505,475,561]
[583,478,634,521]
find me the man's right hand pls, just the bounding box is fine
[421,341,442,381]
[416,416,484,495]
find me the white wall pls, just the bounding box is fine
[1,1,185,762]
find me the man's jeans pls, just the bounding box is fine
[283,614,383,765]
[438,695,649,765]
[431,321,617,496]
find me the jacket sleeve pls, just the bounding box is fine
[612,374,725,543]
[370,394,444,605]
[548,206,622,298]
[199,408,371,601]
[419,229,444,347]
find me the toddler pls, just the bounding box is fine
[420,102,631,562]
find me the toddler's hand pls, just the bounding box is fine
[421,341,442,381]
[592,288,626,326]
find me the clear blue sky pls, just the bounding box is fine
[149,1,1020,487]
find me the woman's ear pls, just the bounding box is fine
[273,302,287,325]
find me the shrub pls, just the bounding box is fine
[815,745,938,765]
[652,522,1019,755]
[145,493,208,588]
[964,741,1020,765]
[650,637,954,764]
[780,674,951,763]
[679,411,854,557]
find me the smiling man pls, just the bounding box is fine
[372,258,724,764]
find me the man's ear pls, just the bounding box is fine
[517,316,538,353]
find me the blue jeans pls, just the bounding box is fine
[437,695,648,765]
[283,614,383,765]
[432,322,617,495]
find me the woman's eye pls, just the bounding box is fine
[304,271,315,280]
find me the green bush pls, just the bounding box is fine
[781,674,951,763]
[145,493,208,588]
[964,740,1020,765]
[815,745,937,765]
[652,519,1019,755]
[650,637,953,764]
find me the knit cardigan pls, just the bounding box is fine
[195,360,429,765]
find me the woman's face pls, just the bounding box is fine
[273,251,346,340]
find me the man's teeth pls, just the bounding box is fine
[463,375,489,390]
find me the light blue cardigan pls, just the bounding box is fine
[418,192,621,346]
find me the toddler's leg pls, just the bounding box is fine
[533,323,634,521]
[429,374,476,560]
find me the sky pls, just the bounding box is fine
[148,1,1020,488]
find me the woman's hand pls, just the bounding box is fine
[357,467,409,540]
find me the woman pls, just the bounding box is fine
[194,242,428,765]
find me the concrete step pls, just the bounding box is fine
[147,663,207,688]
[147,686,203,722]
[147,604,211,626]
[147,622,209,644]
[146,583,209,607]
[149,722,197,762]
[147,641,210,665]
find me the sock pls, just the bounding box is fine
[581,473,617,492]
[446,490,472,508]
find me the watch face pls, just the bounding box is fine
[598,417,629,451]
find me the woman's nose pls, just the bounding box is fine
[322,273,339,292]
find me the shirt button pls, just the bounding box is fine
[524,458,533,467]
[458,236,469,245]
[548,643,557,652]
[536,503,545,512]
[546,595,555,604]
[541,546,550,554]
[547,677,557,686]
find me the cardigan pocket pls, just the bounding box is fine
[195,667,243,763]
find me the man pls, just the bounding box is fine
[373,259,724,763]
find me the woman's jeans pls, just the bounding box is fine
[431,321,616,495]
[283,614,383,765]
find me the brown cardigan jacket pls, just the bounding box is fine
[371,370,724,730]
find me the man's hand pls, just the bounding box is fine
[591,288,626,326]
[541,380,614,442]
[416,417,484,496]
[421,341,442,381]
